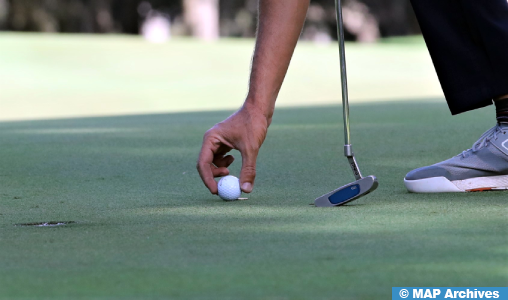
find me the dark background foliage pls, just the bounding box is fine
[0,0,420,38]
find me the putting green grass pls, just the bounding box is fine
[0,101,507,299]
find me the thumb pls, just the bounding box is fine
[240,151,257,193]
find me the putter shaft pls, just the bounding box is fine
[336,0,362,180]
[336,0,350,147]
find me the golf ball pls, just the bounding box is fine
[218,175,242,201]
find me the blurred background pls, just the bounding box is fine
[0,0,443,122]
[0,0,421,42]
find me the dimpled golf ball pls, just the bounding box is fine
[218,175,242,201]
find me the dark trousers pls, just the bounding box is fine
[410,0,508,115]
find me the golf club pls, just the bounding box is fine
[314,0,378,207]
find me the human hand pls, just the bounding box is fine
[197,104,269,195]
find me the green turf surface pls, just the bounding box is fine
[0,33,441,121]
[1,100,507,299]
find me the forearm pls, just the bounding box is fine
[245,0,310,121]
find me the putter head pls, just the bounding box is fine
[314,175,378,207]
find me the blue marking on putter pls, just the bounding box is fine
[329,184,360,204]
[314,176,378,207]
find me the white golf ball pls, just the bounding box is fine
[218,175,242,201]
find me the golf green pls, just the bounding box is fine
[0,101,506,299]
[0,34,506,299]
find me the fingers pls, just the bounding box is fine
[212,167,229,177]
[213,155,234,168]
[197,138,220,194]
[239,150,257,193]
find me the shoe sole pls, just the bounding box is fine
[404,175,508,193]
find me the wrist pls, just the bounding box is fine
[243,98,274,124]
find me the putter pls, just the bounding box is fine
[314,0,378,207]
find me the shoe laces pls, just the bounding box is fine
[461,124,507,158]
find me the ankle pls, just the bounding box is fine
[495,97,508,124]
[494,94,508,101]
